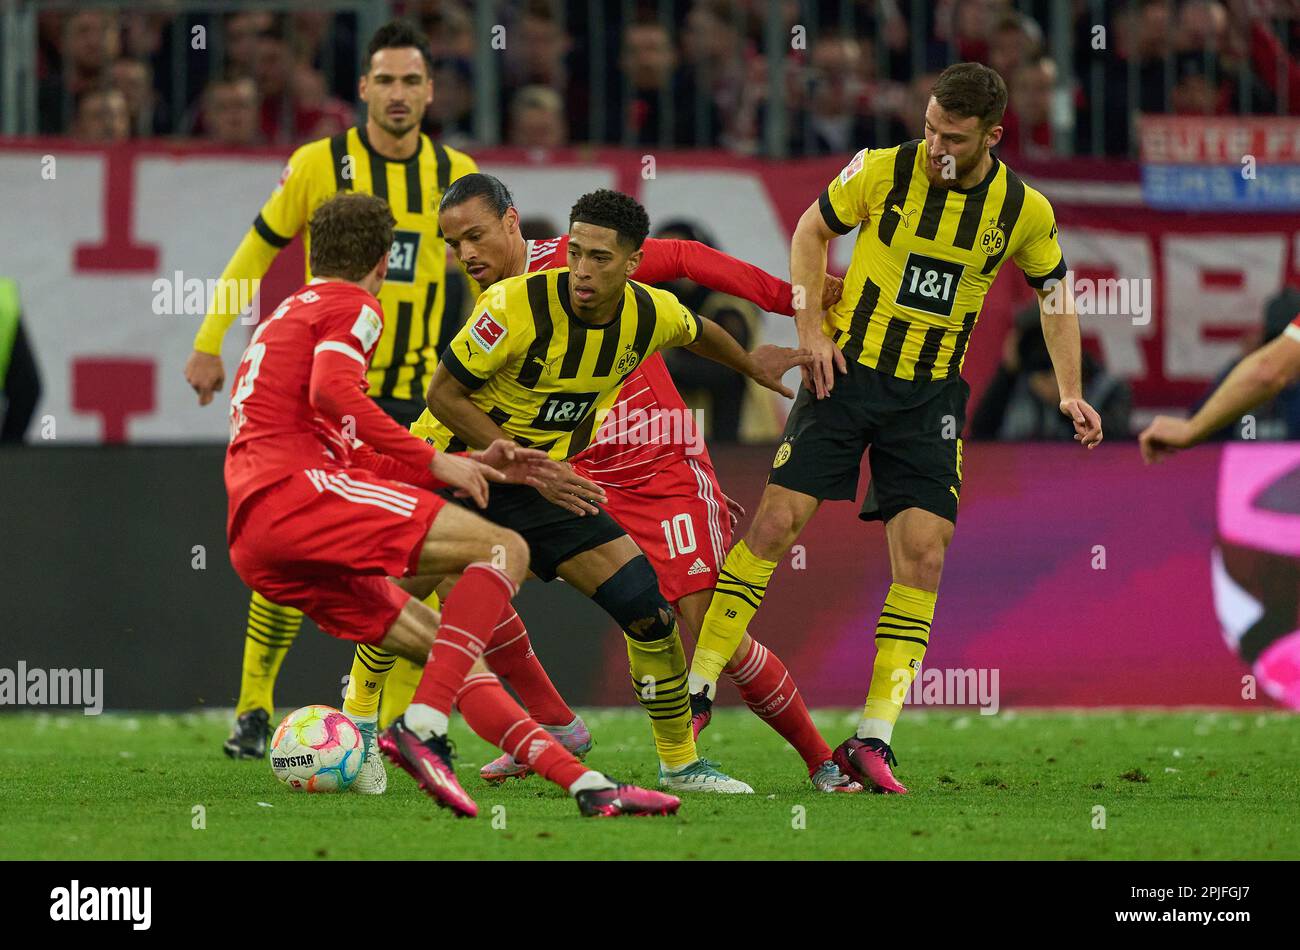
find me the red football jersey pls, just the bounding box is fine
[225,280,407,518]
[520,235,791,486]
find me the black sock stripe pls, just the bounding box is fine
[629,669,688,692]
[879,610,931,628]
[714,587,762,611]
[877,621,931,634]
[244,631,290,649]
[875,633,929,647]
[247,602,303,626]
[718,569,768,595]
[645,704,691,720]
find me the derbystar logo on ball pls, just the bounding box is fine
[470,310,506,352]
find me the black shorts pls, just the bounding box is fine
[442,482,627,582]
[767,361,969,525]
[371,396,427,430]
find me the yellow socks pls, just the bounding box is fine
[377,655,423,729]
[627,628,697,769]
[342,644,397,720]
[690,540,777,697]
[859,582,937,743]
[374,589,440,728]
[235,591,302,716]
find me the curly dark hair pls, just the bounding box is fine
[569,189,651,250]
[308,193,396,281]
[440,173,515,216]
[932,62,1008,129]
[366,19,435,76]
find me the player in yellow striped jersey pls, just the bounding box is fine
[181,21,476,768]
[688,63,1105,793]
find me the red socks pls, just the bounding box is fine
[483,609,576,727]
[411,562,517,717]
[455,671,589,790]
[727,640,830,773]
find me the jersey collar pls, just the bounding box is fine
[355,124,425,165]
[557,271,626,330]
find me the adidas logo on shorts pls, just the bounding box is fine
[687,558,711,576]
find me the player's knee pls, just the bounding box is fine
[489,529,529,587]
[591,555,675,643]
[747,504,801,559]
[896,538,946,587]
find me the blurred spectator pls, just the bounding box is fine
[0,278,41,444]
[255,19,351,145]
[508,85,568,151]
[422,3,475,61]
[1192,283,1300,440]
[676,0,746,147]
[971,305,1132,440]
[500,4,589,143]
[654,220,783,443]
[425,58,475,148]
[72,86,131,143]
[987,11,1042,82]
[223,11,273,78]
[788,36,870,155]
[1170,53,1231,114]
[109,58,163,137]
[1000,56,1055,160]
[200,76,262,146]
[38,9,120,133]
[617,19,679,145]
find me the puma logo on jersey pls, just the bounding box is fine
[687,557,711,576]
[891,204,917,228]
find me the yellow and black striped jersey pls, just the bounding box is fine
[410,269,702,460]
[194,126,477,402]
[819,139,1066,382]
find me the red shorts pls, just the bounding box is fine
[228,467,445,644]
[593,455,733,604]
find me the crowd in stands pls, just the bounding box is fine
[32,0,1300,157]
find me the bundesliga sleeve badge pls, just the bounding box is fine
[469,310,507,352]
[350,304,383,351]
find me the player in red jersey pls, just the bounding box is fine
[226,192,679,818]
[423,173,862,793]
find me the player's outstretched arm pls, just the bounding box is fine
[1037,282,1103,448]
[1139,331,1300,464]
[685,316,811,398]
[636,238,844,318]
[790,201,847,399]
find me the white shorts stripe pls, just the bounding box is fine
[332,472,420,509]
[687,458,725,566]
[322,474,415,515]
[317,476,416,517]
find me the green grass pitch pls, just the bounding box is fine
[3,708,1298,860]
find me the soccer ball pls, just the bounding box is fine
[269,704,364,792]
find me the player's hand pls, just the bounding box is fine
[185,350,225,406]
[534,461,607,516]
[750,344,812,399]
[820,274,844,310]
[797,324,846,399]
[431,451,504,509]
[722,492,745,530]
[1138,415,1195,465]
[472,438,564,488]
[1059,397,1103,449]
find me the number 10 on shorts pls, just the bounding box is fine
[660,513,697,559]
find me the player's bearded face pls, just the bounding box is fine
[361,48,432,138]
[566,222,637,319]
[923,99,996,188]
